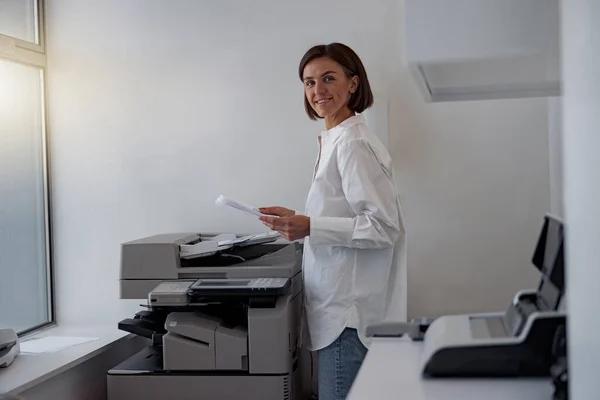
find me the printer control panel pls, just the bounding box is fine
[250,278,288,289]
[187,277,291,297]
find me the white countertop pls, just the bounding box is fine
[0,324,129,395]
[348,337,554,400]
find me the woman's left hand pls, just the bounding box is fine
[259,215,310,241]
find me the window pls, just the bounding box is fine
[0,0,52,334]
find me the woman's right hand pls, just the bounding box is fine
[259,206,295,217]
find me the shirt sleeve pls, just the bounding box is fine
[309,139,401,249]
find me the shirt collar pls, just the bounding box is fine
[320,114,364,144]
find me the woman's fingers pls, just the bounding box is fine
[259,206,294,217]
[259,215,282,229]
[259,206,282,216]
[259,216,309,241]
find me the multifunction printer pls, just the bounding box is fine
[107,232,305,400]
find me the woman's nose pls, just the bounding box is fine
[314,81,326,94]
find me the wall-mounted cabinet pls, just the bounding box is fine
[405,0,560,102]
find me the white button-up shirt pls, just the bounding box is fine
[302,114,407,351]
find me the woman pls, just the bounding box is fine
[259,43,406,400]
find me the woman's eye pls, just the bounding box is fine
[324,76,335,82]
[306,80,314,87]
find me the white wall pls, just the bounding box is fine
[547,98,563,217]
[393,2,550,318]
[562,1,600,398]
[391,97,549,318]
[45,0,550,324]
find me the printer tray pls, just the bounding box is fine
[118,310,168,339]
[107,347,298,400]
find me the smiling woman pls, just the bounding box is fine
[259,42,406,400]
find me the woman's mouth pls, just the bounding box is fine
[315,98,332,106]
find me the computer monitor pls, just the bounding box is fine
[532,215,565,310]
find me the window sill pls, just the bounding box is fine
[0,323,135,396]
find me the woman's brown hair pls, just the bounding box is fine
[298,43,374,120]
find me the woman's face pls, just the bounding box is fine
[302,57,358,120]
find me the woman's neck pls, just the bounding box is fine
[324,107,354,130]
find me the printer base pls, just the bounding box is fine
[107,347,302,400]
[108,373,297,400]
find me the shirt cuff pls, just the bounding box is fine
[309,216,354,246]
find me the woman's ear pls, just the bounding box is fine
[350,75,359,94]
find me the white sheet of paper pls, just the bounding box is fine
[217,235,253,246]
[252,231,280,239]
[217,231,280,246]
[179,234,236,259]
[20,336,99,354]
[215,195,265,217]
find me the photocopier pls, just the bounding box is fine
[107,232,306,400]
[368,214,567,378]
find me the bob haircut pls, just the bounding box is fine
[298,43,374,120]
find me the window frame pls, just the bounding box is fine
[0,0,54,335]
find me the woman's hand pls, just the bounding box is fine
[258,206,296,217]
[259,215,310,241]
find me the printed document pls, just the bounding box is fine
[215,195,266,217]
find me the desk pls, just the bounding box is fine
[0,324,134,396]
[347,337,553,400]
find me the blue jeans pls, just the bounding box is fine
[317,328,368,400]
